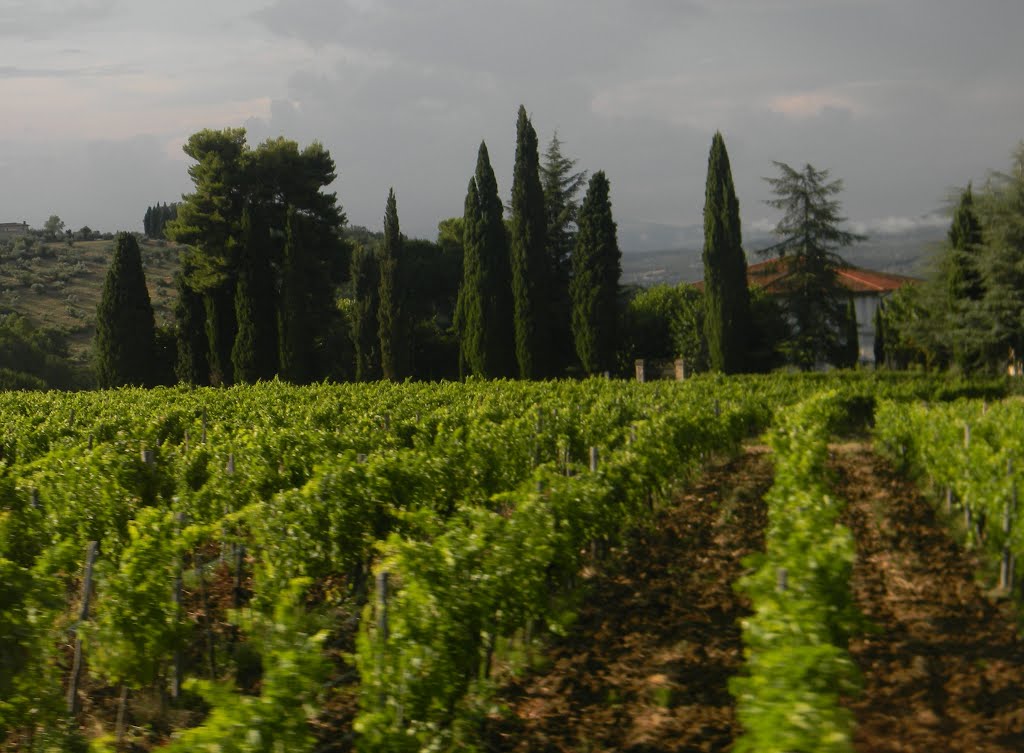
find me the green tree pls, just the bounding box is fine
[351,243,381,381]
[541,132,587,374]
[42,215,65,240]
[510,106,552,378]
[378,188,406,381]
[455,142,516,378]
[702,132,752,373]
[873,302,886,367]
[173,261,210,385]
[231,207,278,383]
[167,130,248,386]
[763,162,865,369]
[94,232,158,387]
[278,207,314,383]
[841,298,860,368]
[571,171,621,374]
[168,129,347,384]
[978,145,1024,371]
[935,184,988,371]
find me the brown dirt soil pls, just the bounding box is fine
[832,443,1024,753]
[484,448,773,753]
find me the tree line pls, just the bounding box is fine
[96,109,626,387]
[878,145,1024,375]
[94,108,879,388]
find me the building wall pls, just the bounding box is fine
[853,292,886,364]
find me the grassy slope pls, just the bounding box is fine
[0,238,183,365]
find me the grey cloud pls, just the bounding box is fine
[0,0,116,38]
[0,63,136,79]
[253,0,704,79]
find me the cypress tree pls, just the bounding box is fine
[352,242,382,381]
[278,206,313,383]
[872,302,886,368]
[95,232,158,387]
[204,284,236,386]
[702,132,752,374]
[174,263,209,385]
[455,142,516,378]
[570,171,621,374]
[378,188,406,381]
[455,177,484,377]
[232,207,278,382]
[510,105,552,379]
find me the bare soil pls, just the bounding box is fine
[485,443,1024,753]
[484,448,773,752]
[832,443,1024,753]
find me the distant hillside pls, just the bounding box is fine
[621,224,945,287]
[0,237,184,365]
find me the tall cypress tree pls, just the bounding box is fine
[173,257,209,385]
[842,297,860,367]
[455,142,516,378]
[378,188,406,381]
[510,106,552,379]
[352,242,382,381]
[95,232,158,387]
[455,178,483,377]
[570,171,621,374]
[231,207,278,383]
[702,132,752,374]
[278,206,313,383]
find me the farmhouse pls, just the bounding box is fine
[746,257,918,365]
[0,221,29,239]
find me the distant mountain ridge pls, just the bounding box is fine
[621,222,945,287]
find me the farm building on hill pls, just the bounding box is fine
[696,257,919,365]
[0,222,29,239]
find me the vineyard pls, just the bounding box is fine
[2,373,1023,752]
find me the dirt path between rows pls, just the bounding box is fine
[484,448,773,753]
[832,443,1024,753]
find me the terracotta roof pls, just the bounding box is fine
[694,256,919,295]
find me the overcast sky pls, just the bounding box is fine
[2,0,1022,250]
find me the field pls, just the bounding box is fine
[1,373,1023,752]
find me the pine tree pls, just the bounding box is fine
[173,258,209,385]
[352,243,382,381]
[946,184,985,302]
[763,162,864,369]
[378,188,406,381]
[571,171,621,374]
[510,106,552,379]
[455,142,516,378]
[702,132,752,374]
[541,132,587,374]
[95,232,158,387]
[978,144,1024,371]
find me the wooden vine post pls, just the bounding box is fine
[67,541,99,715]
[963,424,973,534]
[172,513,188,699]
[376,571,389,709]
[1001,458,1017,591]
